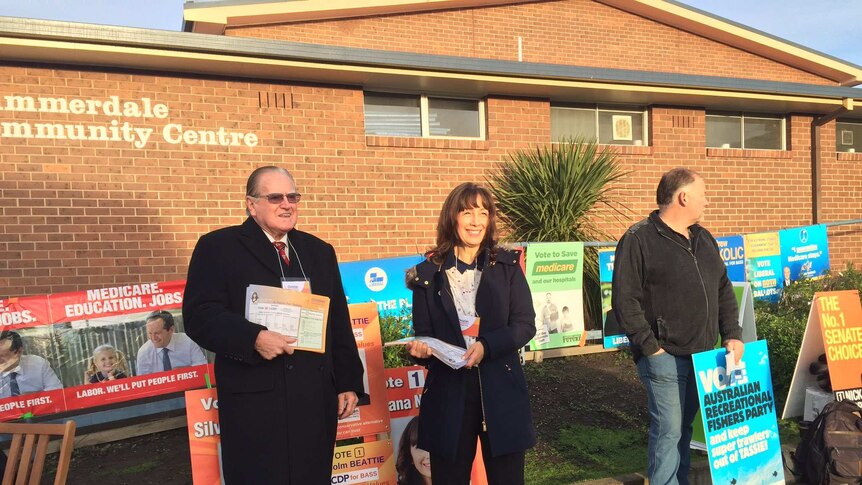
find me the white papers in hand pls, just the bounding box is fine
[416,337,468,369]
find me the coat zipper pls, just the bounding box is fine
[477,366,488,432]
[658,231,710,347]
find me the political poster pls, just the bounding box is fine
[691,282,755,450]
[0,295,65,420]
[0,281,212,421]
[331,440,397,485]
[598,248,627,349]
[783,290,862,418]
[692,340,783,485]
[779,225,830,285]
[186,387,222,485]
[385,365,487,485]
[717,235,746,283]
[340,255,424,318]
[49,281,210,413]
[815,291,862,405]
[386,366,428,484]
[337,303,389,440]
[743,232,782,302]
[526,242,585,350]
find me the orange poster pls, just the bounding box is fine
[331,439,397,485]
[336,302,390,439]
[185,388,222,485]
[816,290,862,404]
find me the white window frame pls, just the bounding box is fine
[550,104,649,146]
[706,112,786,150]
[365,92,486,140]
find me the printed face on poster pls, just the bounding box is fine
[0,281,211,421]
[526,242,585,351]
[386,366,431,484]
[779,225,829,284]
[692,340,783,485]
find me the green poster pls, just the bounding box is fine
[526,242,585,350]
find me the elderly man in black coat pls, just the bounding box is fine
[183,166,365,484]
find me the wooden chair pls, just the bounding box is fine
[0,420,76,485]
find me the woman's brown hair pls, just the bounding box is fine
[427,182,497,265]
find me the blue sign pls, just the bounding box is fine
[598,248,614,283]
[717,235,746,283]
[598,248,628,348]
[339,254,424,317]
[779,224,830,285]
[692,340,783,485]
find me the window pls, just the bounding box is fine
[706,113,785,150]
[836,121,862,153]
[364,92,484,138]
[551,105,648,146]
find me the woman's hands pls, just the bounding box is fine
[463,342,485,368]
[405,340,433,359]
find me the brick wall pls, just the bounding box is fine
[227,0,834,86]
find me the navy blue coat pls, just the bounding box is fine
[408,247,536,460]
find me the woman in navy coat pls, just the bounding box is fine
[406,182,536,485]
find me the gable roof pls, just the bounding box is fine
[183,0,862,86]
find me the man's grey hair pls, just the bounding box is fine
[245,166,296,216]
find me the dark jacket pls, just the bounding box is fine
[408,247,536,460]
[182,217,365,485]
[611,211,742,361]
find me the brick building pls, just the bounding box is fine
[1,0,860,301]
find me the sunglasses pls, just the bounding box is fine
[251,192,302,204]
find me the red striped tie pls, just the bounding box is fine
[272,242,290,266]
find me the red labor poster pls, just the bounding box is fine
[337,302,390,439]
[0,294,66,420]
[48,281,210,412]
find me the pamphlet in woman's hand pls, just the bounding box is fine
[384,336,468,369]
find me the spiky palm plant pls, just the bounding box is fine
[487,138,628,329]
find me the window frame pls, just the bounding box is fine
[364,92,486,140]
[706,112,786,150]
[836,120,862,153]
[550,104,649,146]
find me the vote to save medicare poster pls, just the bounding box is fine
[525,242,585,350]
[692,340,784,485]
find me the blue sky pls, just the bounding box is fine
[0,0,859,65]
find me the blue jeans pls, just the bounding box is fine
[636,352,699,485]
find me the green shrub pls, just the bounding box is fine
[756,263,862,411]
[379,310,415,368]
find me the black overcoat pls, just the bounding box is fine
[408,248,537,461]
[182,217,365,485]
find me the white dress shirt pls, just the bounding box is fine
[0,354,63,398]
[135,332,207,375]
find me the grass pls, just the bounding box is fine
[526,424,648,484]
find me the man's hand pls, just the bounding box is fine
[463,342,485,368]
[650,348,666,357]
[405,340,433,359]
[724,339,744,364]
[337,391,359,419]
[254,330,296,360]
